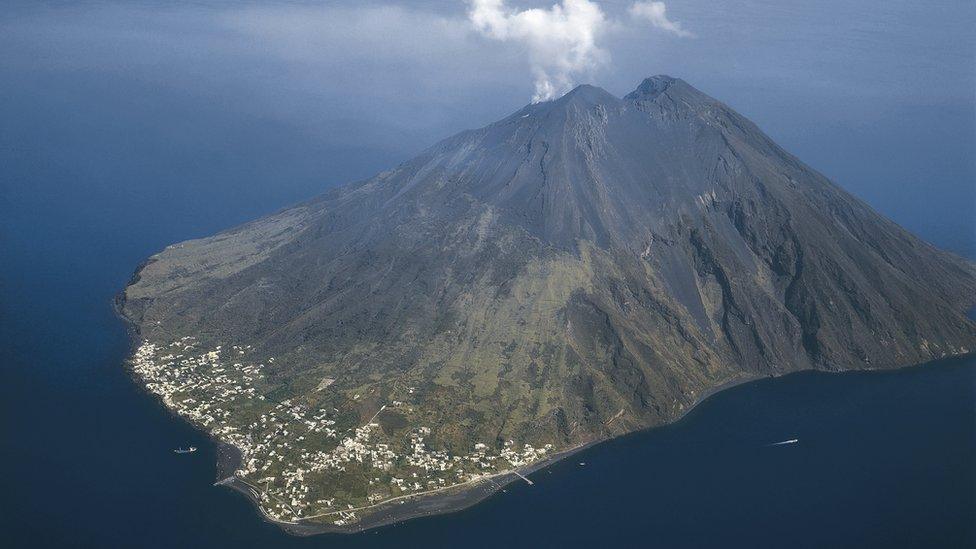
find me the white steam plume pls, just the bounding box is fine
[629,1,694,38]
[469,0,609,103]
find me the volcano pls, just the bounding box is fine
[120,76,976,530]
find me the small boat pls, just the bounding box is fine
[578,462,586,466]
[769,439,798,446]
[174,446,197,454]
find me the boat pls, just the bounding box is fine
[174,446,197,454]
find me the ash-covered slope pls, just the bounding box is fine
[121,76,976,526]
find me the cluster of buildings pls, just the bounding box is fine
[131,337,555,525]
[304,421,397,474]
[132,338,261,426]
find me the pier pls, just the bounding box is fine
[512,471,534,485]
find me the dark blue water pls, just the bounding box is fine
[2,13,975,546]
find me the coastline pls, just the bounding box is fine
[114,281,975,536]
[113,286,605,535]
[113,280,610,534]
[203,353,974,535]
[202,375,764,536]
[211,436,601,535]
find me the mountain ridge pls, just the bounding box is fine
[120,76,976,529]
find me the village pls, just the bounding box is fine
[131,338,553,525]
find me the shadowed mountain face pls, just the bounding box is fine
[121,76,976,524]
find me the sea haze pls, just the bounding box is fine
[1,1,973,547]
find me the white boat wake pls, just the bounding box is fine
[768,439,798,446]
